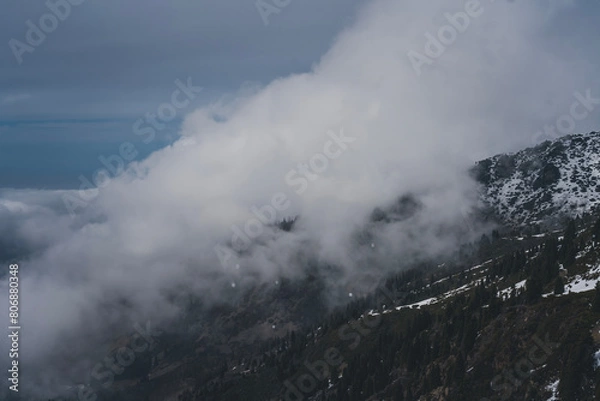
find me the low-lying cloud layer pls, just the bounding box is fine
[1,0,600,396]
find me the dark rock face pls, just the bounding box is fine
[370,194,423,223]
[472,159,492,185]
[495,154,517,180]
[532,163,561,190]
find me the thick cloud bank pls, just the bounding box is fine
[1,0,600,396]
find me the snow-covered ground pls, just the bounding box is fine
[498,279,527,300]
[594,350,600,370]
[565,276,598,293]
[367,259,599,325]
[544,264,600,298]
[545,379,559,401]
[480,131,600,226]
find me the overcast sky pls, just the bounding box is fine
[2,1,600,188]
[3,0,600,398]
[0,0,366,188]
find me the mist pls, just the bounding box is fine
[1,0,600,397]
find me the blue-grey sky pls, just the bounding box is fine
[4,1,600,398]
[2,0,600,189]
[0,0,365,188]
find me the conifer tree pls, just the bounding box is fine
[554,276,564,295]
[593,217,600,245]
[526,276,543,303]
[592,281,600,313]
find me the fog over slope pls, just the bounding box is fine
[1,0,600,396]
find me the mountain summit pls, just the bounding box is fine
[475,131,600,227]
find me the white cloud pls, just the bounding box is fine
[1,0,600,396]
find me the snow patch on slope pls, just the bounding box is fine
[545,379,559,401]
[478,132,600,226]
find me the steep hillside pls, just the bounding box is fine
[45,134,600,401]
[475,131,600,227]
[54,216,600,401]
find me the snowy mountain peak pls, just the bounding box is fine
[475,131,600,227]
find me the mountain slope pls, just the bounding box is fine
[44,133,600,401]
[475,131,600,227]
